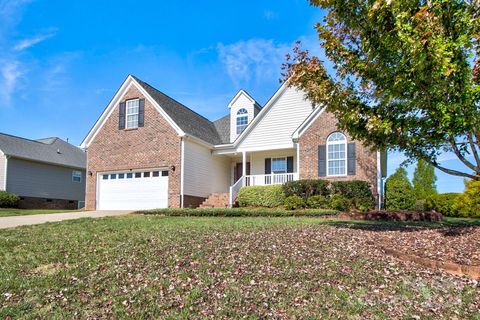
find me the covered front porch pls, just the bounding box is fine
[219,148,300,206]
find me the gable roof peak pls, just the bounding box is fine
[227,89,261,109]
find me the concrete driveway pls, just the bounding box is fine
[0,210,132,229]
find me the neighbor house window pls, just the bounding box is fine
[72,170,82,183]
[327,132,347,176]
[126,99,140,129]
[236,108,248,134]
[271,157,287,174]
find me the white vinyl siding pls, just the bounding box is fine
[238,87,313,150]
[230,93,256,142]
[249,149,296,175]
[184,139,231,197]
[0,151,6,190]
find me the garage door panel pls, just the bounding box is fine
[98,171,168,210]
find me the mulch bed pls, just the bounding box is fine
[338,210,443,222]
[371,226,480,267]
[330,210,480,277]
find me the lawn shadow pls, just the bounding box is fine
[323,217,480,236]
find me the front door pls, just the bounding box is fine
[234,162,250,183]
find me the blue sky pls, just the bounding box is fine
[0,0,470,193]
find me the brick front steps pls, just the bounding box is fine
[199,193,230,209]
[383,247,480,280]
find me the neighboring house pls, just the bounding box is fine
[81,75,387,210]
[0,133,86,209]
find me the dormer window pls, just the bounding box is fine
[236,108,248,134]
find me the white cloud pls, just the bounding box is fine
[264,10,278,20]
[0,59,23,105]
[217,39,290,87]
[13,30,56,51]
[0,1,58,106]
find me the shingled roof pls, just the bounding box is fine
[0,133,86,169]
[132,76,226,145]
[212,114,230,144]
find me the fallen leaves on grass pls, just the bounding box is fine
[0,217,479,319]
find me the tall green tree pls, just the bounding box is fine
[385,167,416,210]
[412,160,437,199]
[283,0,480,180]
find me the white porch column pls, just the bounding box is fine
[242,151,247,178]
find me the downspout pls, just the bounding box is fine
[180,137,185,208]
[376,151,382,209]
[295,140,300,177]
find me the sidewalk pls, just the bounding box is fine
[0,210,132,229]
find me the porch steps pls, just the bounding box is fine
[199,193,230,209]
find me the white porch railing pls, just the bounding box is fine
[229,173,299,206]
[245,173,299,186]
[229,176,244,207]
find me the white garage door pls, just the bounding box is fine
[97,170,168,210]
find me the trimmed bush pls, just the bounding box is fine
[425,193,460,216]
[237,185,285,208]
[330,194,352,212]
[138,207,338,217]
[284,196,305,210]
[283,179,330,199]
[453,180,480,218]
[0,191,20,208]
[352,197,375,212]
[306,195,330,209]
[385,168,416,210]
[415,199,426,211]
[331,180,373,200]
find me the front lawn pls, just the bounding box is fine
[0,209,79,217]
[0,216,479,318]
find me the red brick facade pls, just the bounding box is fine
[85,85,182,210]
[298,111,378,196]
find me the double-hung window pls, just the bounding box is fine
[72,170,82,183]
[271,157,287,174]
[327,132,347,176]
[126,99,140,129]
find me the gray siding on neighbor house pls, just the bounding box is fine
[6,157,85,201]
[0,153,6,190]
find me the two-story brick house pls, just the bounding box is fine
[81,75,386,210]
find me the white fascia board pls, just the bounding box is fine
[81,75,185,149]
[183,135,214,149]
[212,143,296,155]
[291,105,326,140]
[212,147,238,155]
